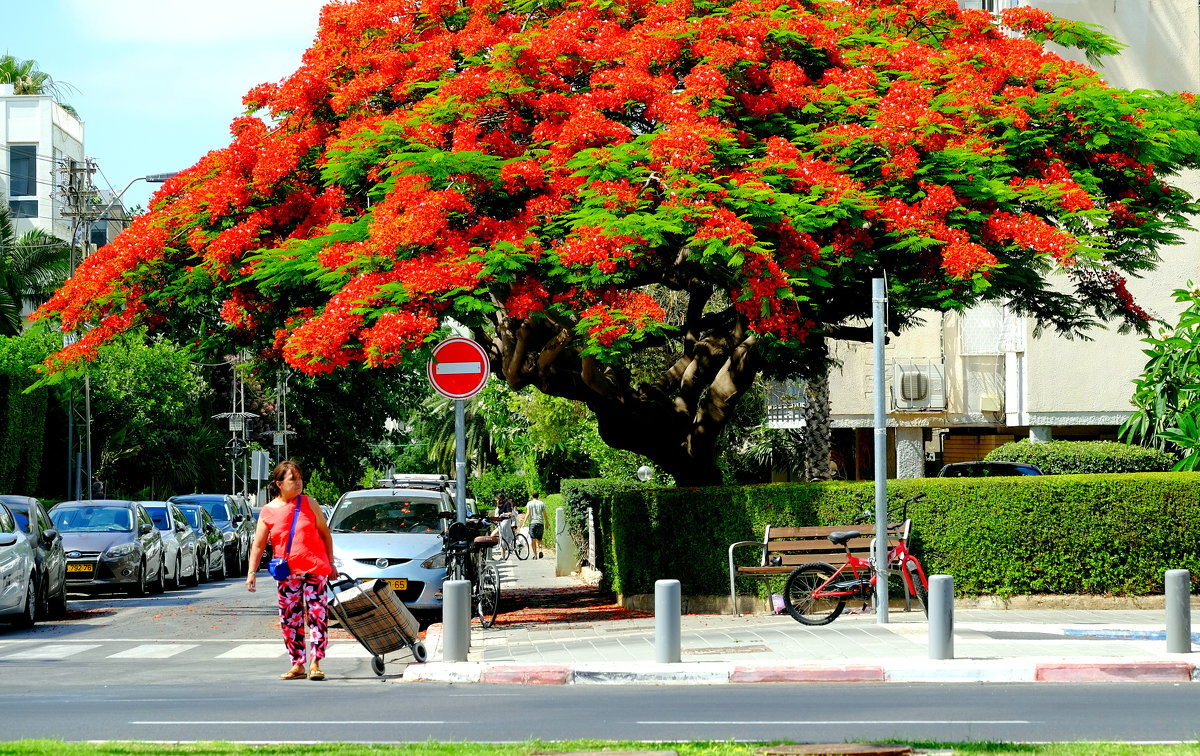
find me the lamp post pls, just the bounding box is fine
[94,171,178,233]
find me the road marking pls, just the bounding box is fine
[3,644,102,660]
[107,644,198,659]
[322,645,374,659]
[216,644,287,659]
[131,724,458,729]
[638,724,1032,729]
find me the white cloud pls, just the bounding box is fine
[65,0,329,44]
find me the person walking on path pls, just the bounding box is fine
[246,460,337,681]
[525,492,547,559]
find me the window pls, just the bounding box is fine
[959,0,1019,11]
[89,221,109,248]
[0,504,13,533]
[9,145,36,196]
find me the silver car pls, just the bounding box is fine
[142,501,199,589]
[0,500,37,627]
[329,487,451,611]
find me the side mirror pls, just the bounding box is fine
[140,523,154,535]
[42,528,58,546]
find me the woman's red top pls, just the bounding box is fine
[260,495,334,578]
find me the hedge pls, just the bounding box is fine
[563,473,1200,598]
[985,440,1174,474]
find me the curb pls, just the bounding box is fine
[399,659,1199,685]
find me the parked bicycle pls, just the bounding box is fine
[782,493,928,626]
[441,513,501,628]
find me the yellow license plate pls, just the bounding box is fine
[368,578,406,591]
[67,563,93,573]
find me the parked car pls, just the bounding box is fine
[167,494,253,576]
[48,500,166,596]
[0,500,37,627]
[328,487,452,611]
[937,461,1043,477]
[0,495,66,618]
[174,503,227,581]
[142,501,200,589]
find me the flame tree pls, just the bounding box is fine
[34,0,1200,485]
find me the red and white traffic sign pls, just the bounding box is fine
[427,337,490,399]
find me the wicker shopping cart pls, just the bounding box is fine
[328,573,428,675]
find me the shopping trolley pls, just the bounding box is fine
[328,573,428,675]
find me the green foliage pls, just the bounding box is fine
[0,328,54,493]
[469,468,529,510]
[1121,285,1200,470]
[303,468,341,509]
[986,440,1175,475]
[0,204,71,337]
[573,474,1200,598]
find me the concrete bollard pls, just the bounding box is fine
[442,579,471,662]
[928,574,954,660]
[1166,569,1192,654]
[655,579,682,663]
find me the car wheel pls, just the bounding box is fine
[185,553,200,587]
[35,574,50,620]
[151,557,166,594]
[167,555,181,590]
[13,577,37,628]
[48,583,68,619]
[129,562,148,597]
[215,553,227,581]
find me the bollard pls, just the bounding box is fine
[655,579,681,663]
[442,579,471,662]
[928,574,954,660]
[1166,569,1192,654]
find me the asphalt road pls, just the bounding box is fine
[2,579,1200,744]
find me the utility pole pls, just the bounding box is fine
[59,157,100,500]
[212,352,258,502]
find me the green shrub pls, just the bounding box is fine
[469,469,530,510]
[573,473,1200,598]
[304,468,341,508]
[986,440,1175,474]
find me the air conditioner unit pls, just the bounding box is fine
[891,360,947,411]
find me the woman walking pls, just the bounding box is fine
[246,460,336,680]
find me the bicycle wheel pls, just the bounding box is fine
[497,537,511,561]
[783,563,845,626]
[906,561,928,617]
[475,564,500,628]
[514,533,531,561]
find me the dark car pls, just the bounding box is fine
[174,503,227,581]
[937,461,1043,477]
[48,500,166,596]
[0,495,66,618]
[168,494,253,576]
[142,501,200,590]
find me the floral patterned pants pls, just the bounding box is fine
[275,574,329,665]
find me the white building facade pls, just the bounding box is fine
[768,0,1200,479]
[0,82,86,243]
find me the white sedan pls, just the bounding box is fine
[0,500,37,627]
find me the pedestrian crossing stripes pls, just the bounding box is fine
[0,641,378,662]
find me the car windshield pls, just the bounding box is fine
[330,496,445,534]
[144,506,172,531]
[5,507,29,533]
[50,506,134,533]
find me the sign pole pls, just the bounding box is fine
[455,398,467,524]
[873,277,889,624]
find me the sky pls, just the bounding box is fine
[4,0,329,211]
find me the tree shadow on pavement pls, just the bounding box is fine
[496,584,651,626]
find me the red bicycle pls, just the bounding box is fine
[782,494,929,625]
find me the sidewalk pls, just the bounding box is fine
[404,551,1200,685]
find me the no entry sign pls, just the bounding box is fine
[427,337,490,399]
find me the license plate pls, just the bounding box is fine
[66,563,94,574]
[365,578,407,591]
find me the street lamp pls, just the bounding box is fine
[94,171,178,230]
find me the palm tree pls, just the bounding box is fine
[0,55,78,115]
[0,204,72,336]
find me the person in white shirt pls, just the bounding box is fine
[524,493,547,559]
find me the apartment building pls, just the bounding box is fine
[0,82,86,243]
[767,0,1200,479]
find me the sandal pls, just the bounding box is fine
[279,667,307,680]
[308,668,326,681]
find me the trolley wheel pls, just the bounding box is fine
[371,655,386,676]
[411,642,428,663]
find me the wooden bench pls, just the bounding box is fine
[727,523,908,614]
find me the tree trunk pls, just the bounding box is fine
[802,372,833,482]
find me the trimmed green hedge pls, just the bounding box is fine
[565,474,1200,598]
[985,440,1174,474]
